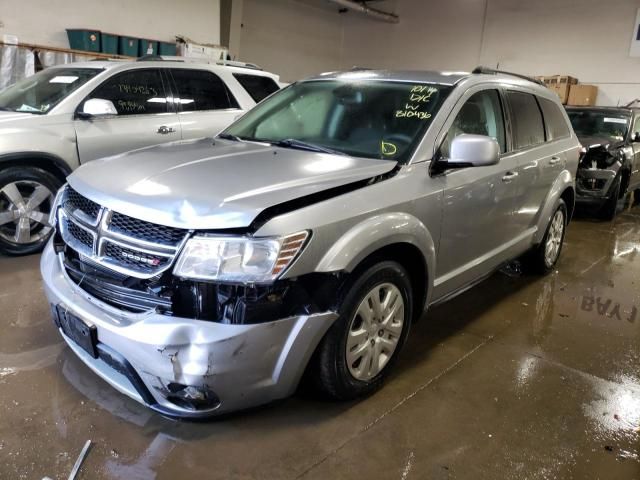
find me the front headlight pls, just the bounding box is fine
[173,231,309,283]
[48,184,67,227]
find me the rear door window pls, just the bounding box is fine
[233,73,280,102]
[86,69,168,115]
[538,97,570,140]
[506,91,545,149]
[170,69,239,111]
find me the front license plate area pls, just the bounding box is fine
[57,306,98,358]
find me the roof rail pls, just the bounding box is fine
[472,66,545,86]
[136,55,262,70]
[216,60,262,70]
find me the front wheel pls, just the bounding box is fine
[601,177,621,221]
[525,200,567,275]
[0,167,62,256]
[310,261,413,400]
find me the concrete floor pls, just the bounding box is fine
[1,207,639,480]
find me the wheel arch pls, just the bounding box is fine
[0,152,72,183]
[314,213,436,319]
[533,170,574,244]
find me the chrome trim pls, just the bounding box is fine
[58,194,191,279]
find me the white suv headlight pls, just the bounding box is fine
[173,231,309,283]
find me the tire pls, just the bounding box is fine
[0,167,62,256]
[525,200,567,275]
[601,177,621,221]
[310,260,413,400]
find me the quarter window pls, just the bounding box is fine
[507,91,545,149]
[539,97,570,140]
[86,69,168,116]
[170,69,239,111]
[233,73,280,103]
[441,89,506,157]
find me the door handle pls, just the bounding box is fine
[502,171,519,182]
[157,126,176,135]
[549,156,561,165]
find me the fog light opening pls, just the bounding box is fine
[165,383,221,411]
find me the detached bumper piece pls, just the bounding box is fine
[576,169,617,202]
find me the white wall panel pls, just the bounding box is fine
[0,0,220,47]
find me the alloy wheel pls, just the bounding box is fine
[346,282,405,381]
[0,181,54,245]
[544,209,565,267]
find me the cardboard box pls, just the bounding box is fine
[544,75,579,86]
[549,83,571,104]
[568,84,598,106]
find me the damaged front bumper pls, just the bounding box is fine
[40,240,338,418]
[575,168,617,204]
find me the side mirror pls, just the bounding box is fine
[446,134,500,168]
[79,98,117,118]
[632,132,640,142]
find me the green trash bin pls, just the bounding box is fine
[101,32,119,54]
[118,36,139,57]
[138,39,159,57]
[66,29,101,52]
[158,41,177,56]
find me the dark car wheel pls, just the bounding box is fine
[310,260,413,400]
[601,176,622,221]
[0,167,62,256]
[525,200,567,275]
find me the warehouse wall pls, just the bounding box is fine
[0,0,220,47]
[340,0,640,106]
[229,0,345,83]
[233,0,639,106]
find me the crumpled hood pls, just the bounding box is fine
[577,135,624,152]
[69,138,396,230]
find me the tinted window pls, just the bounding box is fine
[233,73,280,102]
[171,69,239,111]
[539,97,570,140]
[441,89,506,157]
[87,69,167,116]
[567,110,629,143]
[507,91,545,149]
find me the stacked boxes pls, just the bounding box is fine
[66,28,176,58]
[535,75,598,106]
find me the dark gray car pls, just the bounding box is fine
[41,68,581,417]
[566,106,640,219]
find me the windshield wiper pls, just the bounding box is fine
[217,132,242,142]
[271,138,346,156]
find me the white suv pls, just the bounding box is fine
[0,58,281,255]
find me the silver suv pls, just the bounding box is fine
[41,68,580,417]
[0,59,281,254]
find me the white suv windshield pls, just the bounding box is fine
[0,68,103,114]
[224,80,452,163]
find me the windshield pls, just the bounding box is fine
[0,68,103,114]
[223,80,452,163]
[567,110,630,142]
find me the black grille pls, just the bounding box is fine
[110,212,187,246]
[66,220,94,249]
[104,242,170,273]
[63,251,173,314]
[64,187,101,220]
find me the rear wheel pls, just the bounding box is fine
[311,261,412,400]
[0,167,62,256]
[525,200,567,274]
